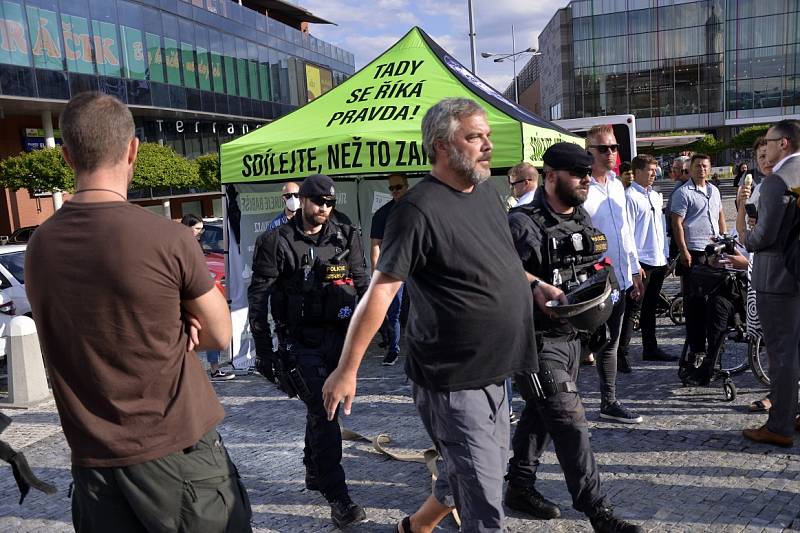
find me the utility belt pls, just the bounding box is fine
[515,360,578,401]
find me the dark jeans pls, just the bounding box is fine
[71,429,252,533]
[508,339,605,514]
[385,284,404,354]
[596,296,626,406]
[619,264,668,354]
[684,258,733,356]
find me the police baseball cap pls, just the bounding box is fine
[543,142,594,174]
[299,174,336,198]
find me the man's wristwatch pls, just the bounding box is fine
[530,279,542,291]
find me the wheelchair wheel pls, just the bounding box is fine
[718,336,749,377]
[748,335,770,386]
[722,379,736,402]
[669,296,685,325]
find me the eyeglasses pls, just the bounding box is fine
[309,196,336,208]
[388,184,406,192]
[588,144,619,154]
[764,137,786,143]
[282,192,299,199]
[681,169,689,174]
[509,178,532,187]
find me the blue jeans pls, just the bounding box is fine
[386,284,404,354]
[206,350,220,365]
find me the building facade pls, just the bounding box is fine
[531,0,799,141]
[0,0,354,233]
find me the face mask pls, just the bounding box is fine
[286,196,301,212]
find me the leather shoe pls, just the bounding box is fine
[505,483,561,519]
[642,348,678,362]
[742,425,793,448]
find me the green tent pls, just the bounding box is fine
[220,27,581,184]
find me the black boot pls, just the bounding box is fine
[329,493,366,529]
[588,506,642,533]
[505,483,561,519]
[686,356,714,386]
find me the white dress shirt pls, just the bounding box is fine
[584,171,639,290]
[516,188,536,206]
[626,182,667,267]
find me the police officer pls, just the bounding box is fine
[505,143,641,533]
[247,174,369,529]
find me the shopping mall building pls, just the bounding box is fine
[513,0,799,146]
[0,0,354,235]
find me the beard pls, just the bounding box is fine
[555,175,587,207]
[302,207,329,228]
[447,144,491,185]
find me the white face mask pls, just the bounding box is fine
[285,196,301,212]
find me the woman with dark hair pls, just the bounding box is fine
[733,162,749,187]
[180,214,234,381]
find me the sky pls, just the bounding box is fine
[301,0,569,96]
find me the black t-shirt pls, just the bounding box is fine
[369,200,394,240]
[377,174,537,391]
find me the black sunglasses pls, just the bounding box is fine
[309,196,336,208]
[388,184,406,192]
[509,178,532,186]
[555,167,590,177]
[282,192,299,199]
[589,144,619,154]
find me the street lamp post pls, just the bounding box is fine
[481,25,539,104]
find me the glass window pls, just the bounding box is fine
[222,33,236,95]
[145,32,165,82]
[26,5,64,70]
[0,2,31,67]
[258,44,270,101]
[163,37,181,84]
[60,14,93,73]
[753,76,782,109]
[120,26,146,79]
[236,38,248,98]
[92,20,122,77]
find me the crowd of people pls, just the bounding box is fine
[15,89,800,533]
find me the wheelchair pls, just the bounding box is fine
[677,265,751,401]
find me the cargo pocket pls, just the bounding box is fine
[179,475,231,533]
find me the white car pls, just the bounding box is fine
[0,245,29,316]
[0,290,17,356]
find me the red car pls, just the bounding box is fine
[200,221,226,296]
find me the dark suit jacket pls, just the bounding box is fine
[744,154,800,295]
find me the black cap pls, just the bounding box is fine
[299,174,336,198]
[542,142,594,171]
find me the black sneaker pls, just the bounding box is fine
[600,402,643,424]
[209,368,235,381]
[617,355,632,374]
[505,483,561,519]
[330,494,366,529]
[589,506,642,533]
[305,473,319,492]
[382,351,399,366]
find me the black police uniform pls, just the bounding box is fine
[247,213,368,502]
[507,187,615,516]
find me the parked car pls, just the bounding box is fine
[200,220,225,296]
[0,245,29,316]
[0,290,18,356]
[1,225,37,245]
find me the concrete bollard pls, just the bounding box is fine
[3,316,51,408]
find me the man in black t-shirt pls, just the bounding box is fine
[370,173,409,366]
[323,98,537,533]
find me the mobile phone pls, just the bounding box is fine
[744,203,758,219]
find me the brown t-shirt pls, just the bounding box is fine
[25,201,224,467]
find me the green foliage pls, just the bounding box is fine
[0,147,74,192]
[730,125,770,150]
[195,153,220,189]
[132,143,199,189]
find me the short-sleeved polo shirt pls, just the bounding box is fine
[669,179,722,252]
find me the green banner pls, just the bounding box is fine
[145,32,164,83]
[248,60,259,100]
[224,55,236,95]
[26,6,61,70]
[259,63,270,101]
[164,37,181,85]
[91,20,120,77]
[121,25,145,80]
[196,45,211,91]
[236,58,248,98]
[62,14,93,74]
[221,27,582,184]
[0,1,31,66]
[180,41,196,88]
[210,52,223,93]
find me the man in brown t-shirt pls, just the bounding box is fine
[25,92,252,532]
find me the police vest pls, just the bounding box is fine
[512,203,610,291]
[272,222,358,333]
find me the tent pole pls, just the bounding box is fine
[468,0,477,74]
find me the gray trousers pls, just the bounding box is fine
[413,382,509,533]
[757,292,800,436]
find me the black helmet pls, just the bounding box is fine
[545,269,616,332]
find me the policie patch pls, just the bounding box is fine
[590,234,608,254]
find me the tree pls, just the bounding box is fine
[0,147,74,193]
[195,153,220,190]
[132,143,199,189]
[730,125,770,150]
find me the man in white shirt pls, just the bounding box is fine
[619,154,677,363]
[583,125,644,424]
[508,162,539,206]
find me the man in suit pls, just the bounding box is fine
[740,119,800,447]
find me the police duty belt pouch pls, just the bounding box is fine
[323,279,357,323]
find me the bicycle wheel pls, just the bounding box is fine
[669,296,685,325]
[748,335,770,386]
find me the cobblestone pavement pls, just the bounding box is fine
[2,184,799,532]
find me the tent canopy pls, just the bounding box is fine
[220,27,582,184]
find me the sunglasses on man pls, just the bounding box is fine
[309,196,336,208]
[589,144,619,154]
[554,167,591,177]
[388,184,406,192]
[509,178,533,187]
[282,192,299,199]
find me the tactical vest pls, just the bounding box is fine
[512,202,611,292]
[271,222,358,340]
